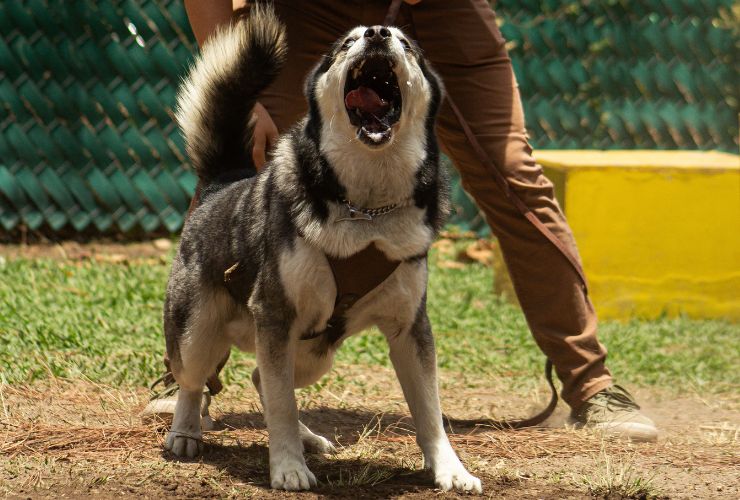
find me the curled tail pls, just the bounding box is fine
[176,5,287,183]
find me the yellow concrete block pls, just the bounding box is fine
[536,150,740,321]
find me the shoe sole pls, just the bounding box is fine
[569,419,658,442]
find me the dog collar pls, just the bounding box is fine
[336,197,413,222]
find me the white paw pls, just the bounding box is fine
[165,430,203,458]
[434,467,482,494]
[270,459,317,490]
[301,432,336,454]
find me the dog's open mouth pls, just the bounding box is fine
[344,55,402,146]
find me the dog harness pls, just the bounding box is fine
[302,242,402,341]
[223,241,401,343]
[222,196,409,342]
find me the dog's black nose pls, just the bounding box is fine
[364,26,391,43]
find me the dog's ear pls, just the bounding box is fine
[303,58,331,144]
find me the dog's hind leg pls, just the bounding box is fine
[164,291,232,458]
[381,301,483,494]
[252,347,336,454]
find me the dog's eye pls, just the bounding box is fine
[400,38,411,51]
[342,38,356,50]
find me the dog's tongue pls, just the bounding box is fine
[345,86,389,116]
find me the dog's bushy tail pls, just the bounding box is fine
[176,5,287,183]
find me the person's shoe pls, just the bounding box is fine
[570,385,658,442]
[140,374,215,430]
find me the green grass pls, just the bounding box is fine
[0,251,737,394]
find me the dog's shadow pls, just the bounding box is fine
[161,406,487,496]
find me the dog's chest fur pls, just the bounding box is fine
[272,144,433,341]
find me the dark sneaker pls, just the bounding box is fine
[570,385,658,442]
[140,374,214,430]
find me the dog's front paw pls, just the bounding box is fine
[165,431,203,458]
[434,467,482,494]
[270,459,317,490]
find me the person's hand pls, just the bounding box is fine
[251,102,278,170]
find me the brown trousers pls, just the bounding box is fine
[177,0,612,409]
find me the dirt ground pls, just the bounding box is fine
[0,239,176,261]
[1,365,738,500]
[2,241,738,497]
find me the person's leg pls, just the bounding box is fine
[403,0,613,409]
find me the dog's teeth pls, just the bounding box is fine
[352,68,360,79]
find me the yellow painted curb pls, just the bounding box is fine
[536,150,739,321]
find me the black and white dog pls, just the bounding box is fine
[164,6,481,493]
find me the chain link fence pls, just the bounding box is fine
[0,0,737,237]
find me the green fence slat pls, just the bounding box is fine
[86,168,123,210]
[110,169,146,212]
[0,37,23,79]
[0,79,27,120]
[61,169,100,214]
[0,166,28,208]
[131,169,168,215]
[15,169,55,219]
[115,211,138,232]
[154,169,188,213]
[0,196,20,231]
[4,2,38,35]
[36,168,71,208]
[6,123,42,165]
[0,4,13,34]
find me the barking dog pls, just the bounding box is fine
[164,6,481,493]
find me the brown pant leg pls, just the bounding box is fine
[404,0,612,409]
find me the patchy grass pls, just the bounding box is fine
[580,447,660,499]
[1,245,738,396]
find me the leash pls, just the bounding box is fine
[385,0,561,429]
[383,0,404,26]
[444,360,557,431]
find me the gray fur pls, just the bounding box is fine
[163,8,481,493]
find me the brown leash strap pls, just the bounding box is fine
[443,360,557,431]
[445,97,588,286]
[383,0,404,26]
[385,1,561,428]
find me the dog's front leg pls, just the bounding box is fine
[385,304,482,494]
[254,316,317,491]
